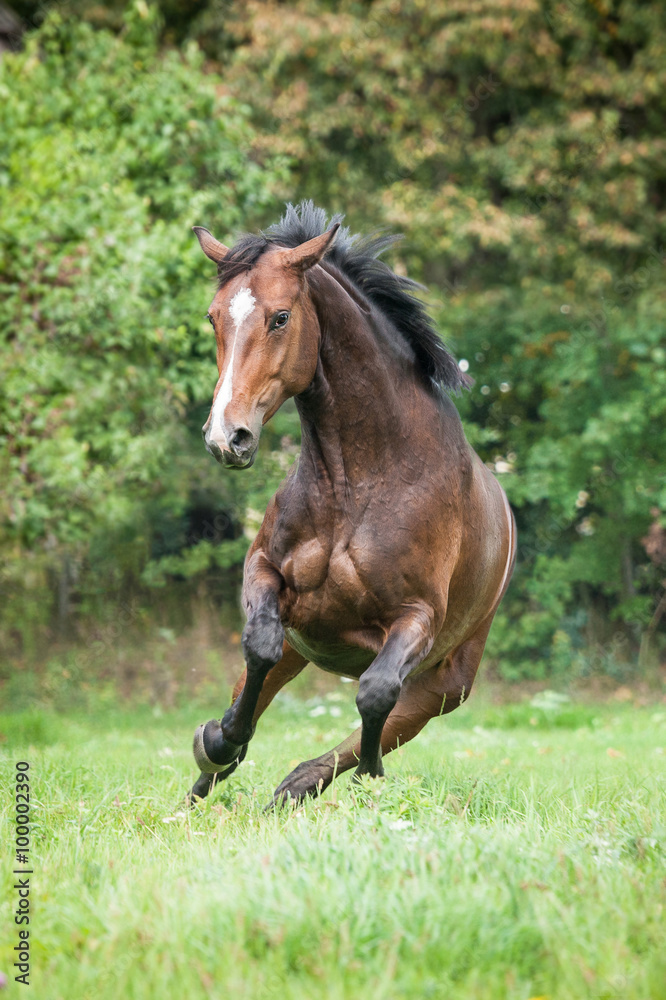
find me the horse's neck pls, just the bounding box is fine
[295,268,420,492]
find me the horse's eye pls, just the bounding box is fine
[272,311,290,330]
[206,314,214,326]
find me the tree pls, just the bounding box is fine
[220,0,666,677]
[3,0,665,681]
[0,4,287,660]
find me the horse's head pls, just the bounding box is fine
[193,224,338,468]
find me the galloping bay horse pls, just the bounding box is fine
[188,203,516,805]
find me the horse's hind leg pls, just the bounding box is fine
[271,621,491,805]
[188,641,307,802]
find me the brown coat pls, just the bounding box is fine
[188,207,515,805]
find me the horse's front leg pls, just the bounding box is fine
[188,640,307,802]
[192,550,286,780]
[354,603,435,781]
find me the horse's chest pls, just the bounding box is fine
[279,524,397,628]
[280,536,330,594]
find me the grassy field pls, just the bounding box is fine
[1,684,664,1000]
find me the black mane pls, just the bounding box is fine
[217,201,471,393]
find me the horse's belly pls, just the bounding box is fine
[284,627,375,677]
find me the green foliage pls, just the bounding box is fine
[0,5,287,657]
[220,0,666,676]
[2,0,666,680]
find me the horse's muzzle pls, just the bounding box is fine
[203,427,257,469]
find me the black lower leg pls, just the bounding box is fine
[193,596,284,774]
[354,708,391,779]
[352,610,434,780]
[222,599,284,745]
[354,670,401,778]
[188,742,248,803]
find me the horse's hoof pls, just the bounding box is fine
[264,792,297,813]
[269,760,329,807]
[192,720,239,774]
[184,770,218,808]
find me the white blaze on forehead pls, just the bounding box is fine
[210,288,256,440]
[228,286,256,329]
[210,286,256,439]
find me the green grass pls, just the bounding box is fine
[1,688,665,1000]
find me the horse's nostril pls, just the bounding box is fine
[229,427,254,455]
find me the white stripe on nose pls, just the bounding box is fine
[210,287,256,441]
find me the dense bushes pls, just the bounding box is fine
[1,1,665,681]
[221,0,666,678]
[0,5,287,660]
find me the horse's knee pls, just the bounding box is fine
[242,607,285,672]
[357,672,401,720]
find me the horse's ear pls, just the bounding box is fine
[193,226,230,264]
[277,224,340,273]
